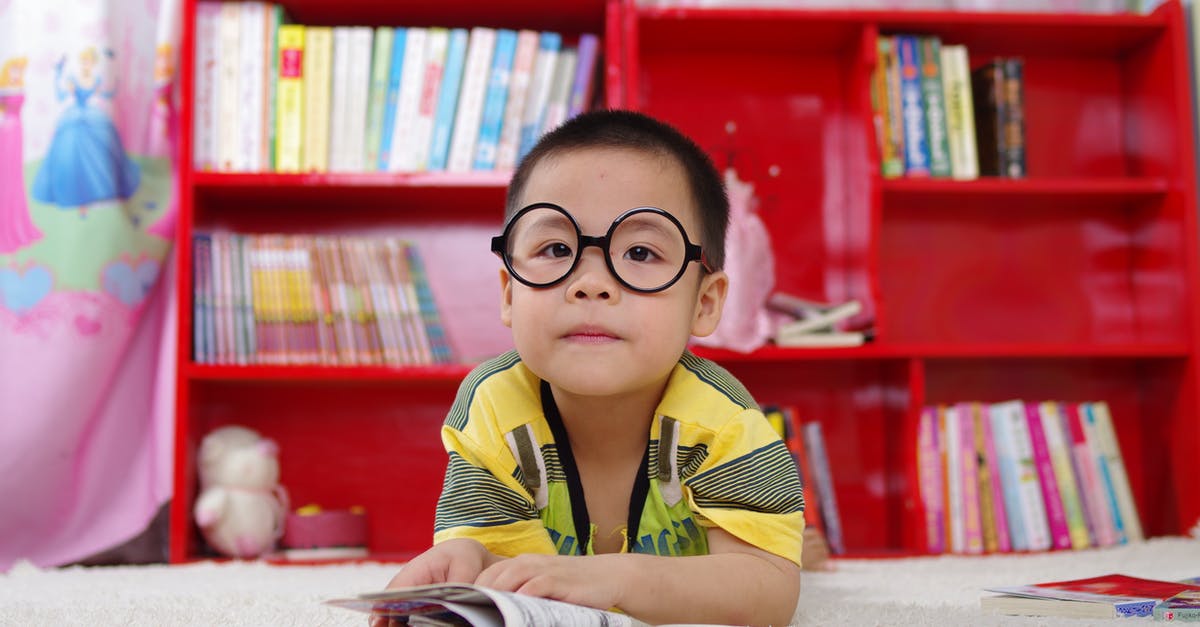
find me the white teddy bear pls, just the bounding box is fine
[193,425,289,558]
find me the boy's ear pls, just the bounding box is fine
[690,270,728,337]
[499,268,513,328]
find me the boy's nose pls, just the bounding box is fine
[565,249,616,301]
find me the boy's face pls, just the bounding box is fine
[501,146,728,398]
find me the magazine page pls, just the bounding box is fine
[479,587,649,627]
[326,583,650,627]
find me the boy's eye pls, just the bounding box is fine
[539,242,573,259]
[624,245,659,263]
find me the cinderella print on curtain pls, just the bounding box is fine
[0,0,180,569]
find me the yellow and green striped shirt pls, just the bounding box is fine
[433,350,805,566]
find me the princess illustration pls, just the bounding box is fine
[0,56,42,254]
[146,43,178,239]
[31,47,141,216]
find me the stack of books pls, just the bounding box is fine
[872,34,1026,180]
[982,574,1200,619]
[193,1,600,174]
[192,233,453,367]
[918,400,1142,555]
[765,405,844,555]
[767,292,872,348]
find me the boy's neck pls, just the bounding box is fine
[549,378,668,460]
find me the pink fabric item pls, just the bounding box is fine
[692,168,778,353]
[0,0,179,570]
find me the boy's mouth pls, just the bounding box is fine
[563,325,620,343]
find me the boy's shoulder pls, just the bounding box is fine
[445,350,539,432]
[659,351,761,429]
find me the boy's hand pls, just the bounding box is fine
[473,553,625,611]
[384,538,496,589]
[371,539,499,627]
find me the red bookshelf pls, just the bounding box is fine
[616,0,1200,556]
[171,0,1200,562]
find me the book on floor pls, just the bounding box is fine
[326,583,650,626]
[982,573,1200,618]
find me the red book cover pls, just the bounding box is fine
[1036,574,1200,600]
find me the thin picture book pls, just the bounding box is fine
[326,583,651,626]
[983,574,1200,619]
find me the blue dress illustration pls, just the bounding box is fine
[32,49,140,212]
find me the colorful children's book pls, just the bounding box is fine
[1024,401,1071,550]
[427,28,469,171]
[1155,589,1200,621]
[916,406,945,553]
[473,29,518,170]
[983,574,1200,619]
[894,34,929,177]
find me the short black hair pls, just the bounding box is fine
[506,109,729,271]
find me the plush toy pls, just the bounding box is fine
[193,425,289,558]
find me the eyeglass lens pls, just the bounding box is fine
[503,207,689,291]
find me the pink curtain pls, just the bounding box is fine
[0,0,180,569]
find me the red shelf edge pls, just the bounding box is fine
[192,170,513,189]
[184,362,477,382]
[880,176,1171,195]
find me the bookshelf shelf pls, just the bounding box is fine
[171,0,1200,562]
[185,363,475,383]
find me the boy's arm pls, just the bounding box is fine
[474,527,800,627]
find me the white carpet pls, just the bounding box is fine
[3,536,1199,626]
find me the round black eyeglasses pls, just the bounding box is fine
[490,202,712,294]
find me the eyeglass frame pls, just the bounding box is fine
[490,202,713,294]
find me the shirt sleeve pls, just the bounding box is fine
[683,408,806,566]
[433,407,557,557]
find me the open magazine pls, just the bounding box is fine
[325,583,650,626]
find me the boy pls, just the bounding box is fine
[383,110,804,626]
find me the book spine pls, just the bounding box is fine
[956,403,984,554]
[263,5,282,171]
[473,29,518,171]
[979,402,1011,552]
[236,234,257,364]
[971,403,1001,552]
[495,29,540,170]
[518,31,563,162]
[883,34,907,178]
[1089,401,1143,542]
[275,24,306,173]
[428,28,469,171]
[448,27,497,173]
[237,2,266,172]
[192,234,211,363]
[378,28,406,171]
[874,36,904,179]
[1001,57,1026,178]
[411,28,449,171]
[803,421,844,554]
[894,34,929,177]
[540,47,577,136]
[786,410,824,535]
[567,33,599,119]
[1081,402,1127,543]
[344,27,374,173]
[988,401,1027,551]
[363,26,394,172]
[387,27,429,172]
[329,27,352,172]
[216,2,241,171]
[302,26,333,173]
[940,45,979,180]
[943,404,964,552]
[229,233,247,365]
[391,240,433,364]
[917,406,945,553]
[193,3,220,172]
[971,59,1006,177]
[1025,402,1071,550]
[1040,401,1092,549]
[406,245,453,363]
[1065,401,1117,546]
[918,36,952,177]
[1007,400,1051,551]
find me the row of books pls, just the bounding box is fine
[918,400,1142,556]
[764,406,845,555]
[193,1,600,174]
[872,35,1026,180]
[192,233,453,367]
